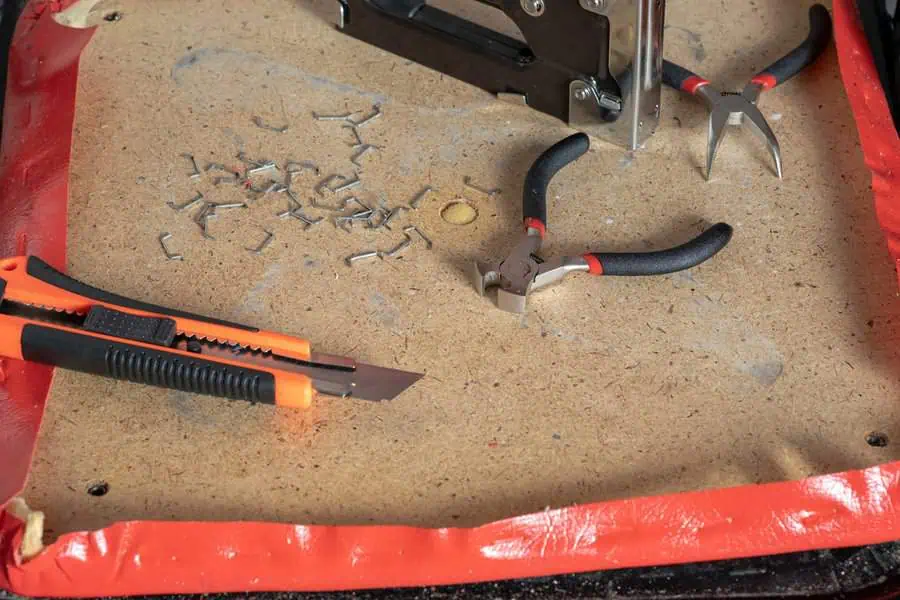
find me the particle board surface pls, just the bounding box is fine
[22,0,900,537]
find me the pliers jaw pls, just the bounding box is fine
[472,233,544,314]
[473,233,592,314]
[663,4,832,180]
[694,84,784,181]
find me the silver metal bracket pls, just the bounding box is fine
[571,0,665,150]
[331,0,348,28]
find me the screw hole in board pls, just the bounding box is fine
[866,432,889,448]
[87,481,109,497]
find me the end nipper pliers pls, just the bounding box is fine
[473,133,733,314]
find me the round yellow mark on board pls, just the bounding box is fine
[441,201,478,225]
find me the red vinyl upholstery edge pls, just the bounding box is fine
[0,0,92,510]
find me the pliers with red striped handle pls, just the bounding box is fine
[472,133,733,314]
[663,4,832,180]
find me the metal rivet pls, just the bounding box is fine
[521,0,545,17]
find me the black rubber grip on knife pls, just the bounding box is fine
[26,256,258,332]
[21,324,275,404]
[591,223,733,276]
[523,133,590,228]
[84,306,177,346]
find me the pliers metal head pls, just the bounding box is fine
[472,133,734,314]
[690,81,782,180]
[663,4,832,180]
[473,228,595,314]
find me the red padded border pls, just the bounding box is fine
[3,0,900,596]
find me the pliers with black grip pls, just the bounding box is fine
[663,4,833,180]
[472,133,733,314]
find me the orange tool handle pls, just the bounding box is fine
[0,257,316,409]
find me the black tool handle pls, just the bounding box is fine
[21,324,276,404]
[662,60,709,93]
[751,4,832,90]
[523,132,590,232]
[26,256,258,332]
[590,223,733,276]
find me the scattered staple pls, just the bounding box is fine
[252,115,289,133]
[345,251,380,266]
[409,186,435,209]
[167,192,204,212]
[351,144,376,166]
[285,160,319,175]
[382,234,413,257]
[404,225,434,249]
[332,175,361,193]
[344,125,364,147]
[247,230,275,254]
[351,105,382,128]
[159,233,184,261]
[463,175,500,198]
[181,153,201,179]
[312,111,354,121]
[248,162,278,176]
[315,174,347,196]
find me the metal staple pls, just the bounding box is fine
[404,225,434,249]
[409,186,435,209]
[237,152,272,169]
[315,174,347,196]
[246,230,275,254]
[252,115,289,133]
[279,208,323,230]
[285,160,319,175]
[344,196,370,212]
[332,175,361,193]
[365,207,390,230]
[159,233,184,261]
[344,125,364,147]
[248,162,278,176]
[312,111,354,121]
[345,250,380,266]
[167,192,204,212]
[286,189,302,211]
[382,234,413,257]
[195,204,217,239]
[181,153,202,179]
[264,180,286,194]
[382,206,409,230]
[351,105,382,128]
[209,202,247,210]
[351,144,376,166]
[463,175,500,198]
